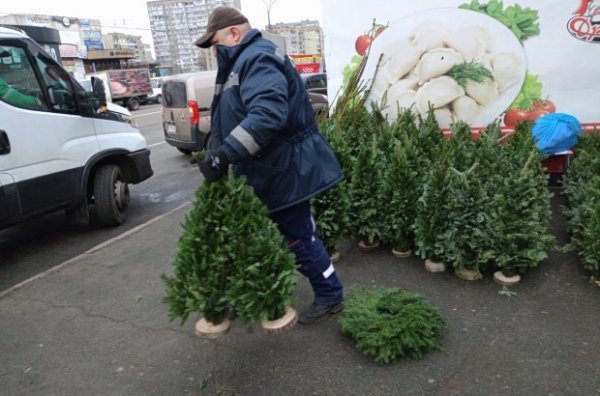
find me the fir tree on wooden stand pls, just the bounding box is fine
[312,117,353,263]
[387,110,424,257]
[350,133,386,251]
[162,178,235,337]
[563,132,600,286]
[444,163,489,281]
[162,170,298,337]
[490,124,554,286]
[381,133,419,258]
[414,140,451,273]
[444,123,505,281]
[222,173,298,331]
[441,122,484,280]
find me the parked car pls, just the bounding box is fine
[301,73,329,117]
[307,91,329,118]
[147,77,163,104]
[162,70,329,155]
[162,71,216,154]
[301,72,328,96]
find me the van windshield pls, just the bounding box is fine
[162,81,187,108]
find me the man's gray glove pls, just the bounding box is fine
[198,146,230,182]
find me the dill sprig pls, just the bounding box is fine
[448,61,495,89]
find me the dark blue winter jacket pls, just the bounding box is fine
[210,29,343,213]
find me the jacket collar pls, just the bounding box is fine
[215,28,262,69]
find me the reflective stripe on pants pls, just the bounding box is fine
[270,200,344,306]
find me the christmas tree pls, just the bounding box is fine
[312,117,352,257]
[163,170,297,332]
[380,113,420,253]
[350,133,386,246]
[563,133,600,283]
[489,124,554,279]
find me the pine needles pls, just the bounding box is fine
[339,287,446,363]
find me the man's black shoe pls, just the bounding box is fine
[299,301,343,324]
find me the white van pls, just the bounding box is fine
[0,26,153,229]
[162,71,216,154]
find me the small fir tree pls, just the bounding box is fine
[413,111,444,166]
[339,287,446,363]
[222,174,297,322]
[162,179,234,325]
[163,171,297,325]
[563,133,600,281]
[380,133,420,252]
[414,145,451,263]
[349,133,386,246]
[414,120,476,264]
[493,125,554,276]
[446,121,477,171]
[489,150,555,277]
[443,163,491,274]
[312,118,352,255]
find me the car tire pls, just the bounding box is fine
[156,94,162,105]
[94,164,129,226]
[127,97,140,111]
[177,148,192,155]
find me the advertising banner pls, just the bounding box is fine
[321,0,600,128]
[290,54,322,74]
[107,69,152,99]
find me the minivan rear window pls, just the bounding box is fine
[162,81,187,108]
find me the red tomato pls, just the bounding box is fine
[532,99,556,114]
[503,108,529,128]
[355,35,372,56]
[375,26,385,37]
[504,108,550,128]
[526,110,550,122]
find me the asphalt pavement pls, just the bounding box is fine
[0,194,598,395]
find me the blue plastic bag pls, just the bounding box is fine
[532,113,582,156]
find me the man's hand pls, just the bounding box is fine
[198,146,230,182]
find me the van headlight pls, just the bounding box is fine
[115,113,138,128]
[123,114,138,128]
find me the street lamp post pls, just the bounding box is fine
[263,0,278,31]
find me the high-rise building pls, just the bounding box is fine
[268,20,323,55]
[147,0,241,74]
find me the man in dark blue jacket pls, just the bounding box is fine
[195,6,344,324]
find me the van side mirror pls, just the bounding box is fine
[91,77,107,107]
[76,90,96,114]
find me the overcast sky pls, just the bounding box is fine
[0,0,322,50]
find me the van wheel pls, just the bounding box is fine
[94,165,129,226]
[177,148,192,155]
[127,97,140,111]
[156,94,162,105]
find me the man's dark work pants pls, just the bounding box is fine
[270,200,344,306]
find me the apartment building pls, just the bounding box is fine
[268,20,323,55]
[147,0,241,74]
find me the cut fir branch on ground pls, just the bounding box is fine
[340,287,446,363]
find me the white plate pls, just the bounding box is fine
[361,8,527,127]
